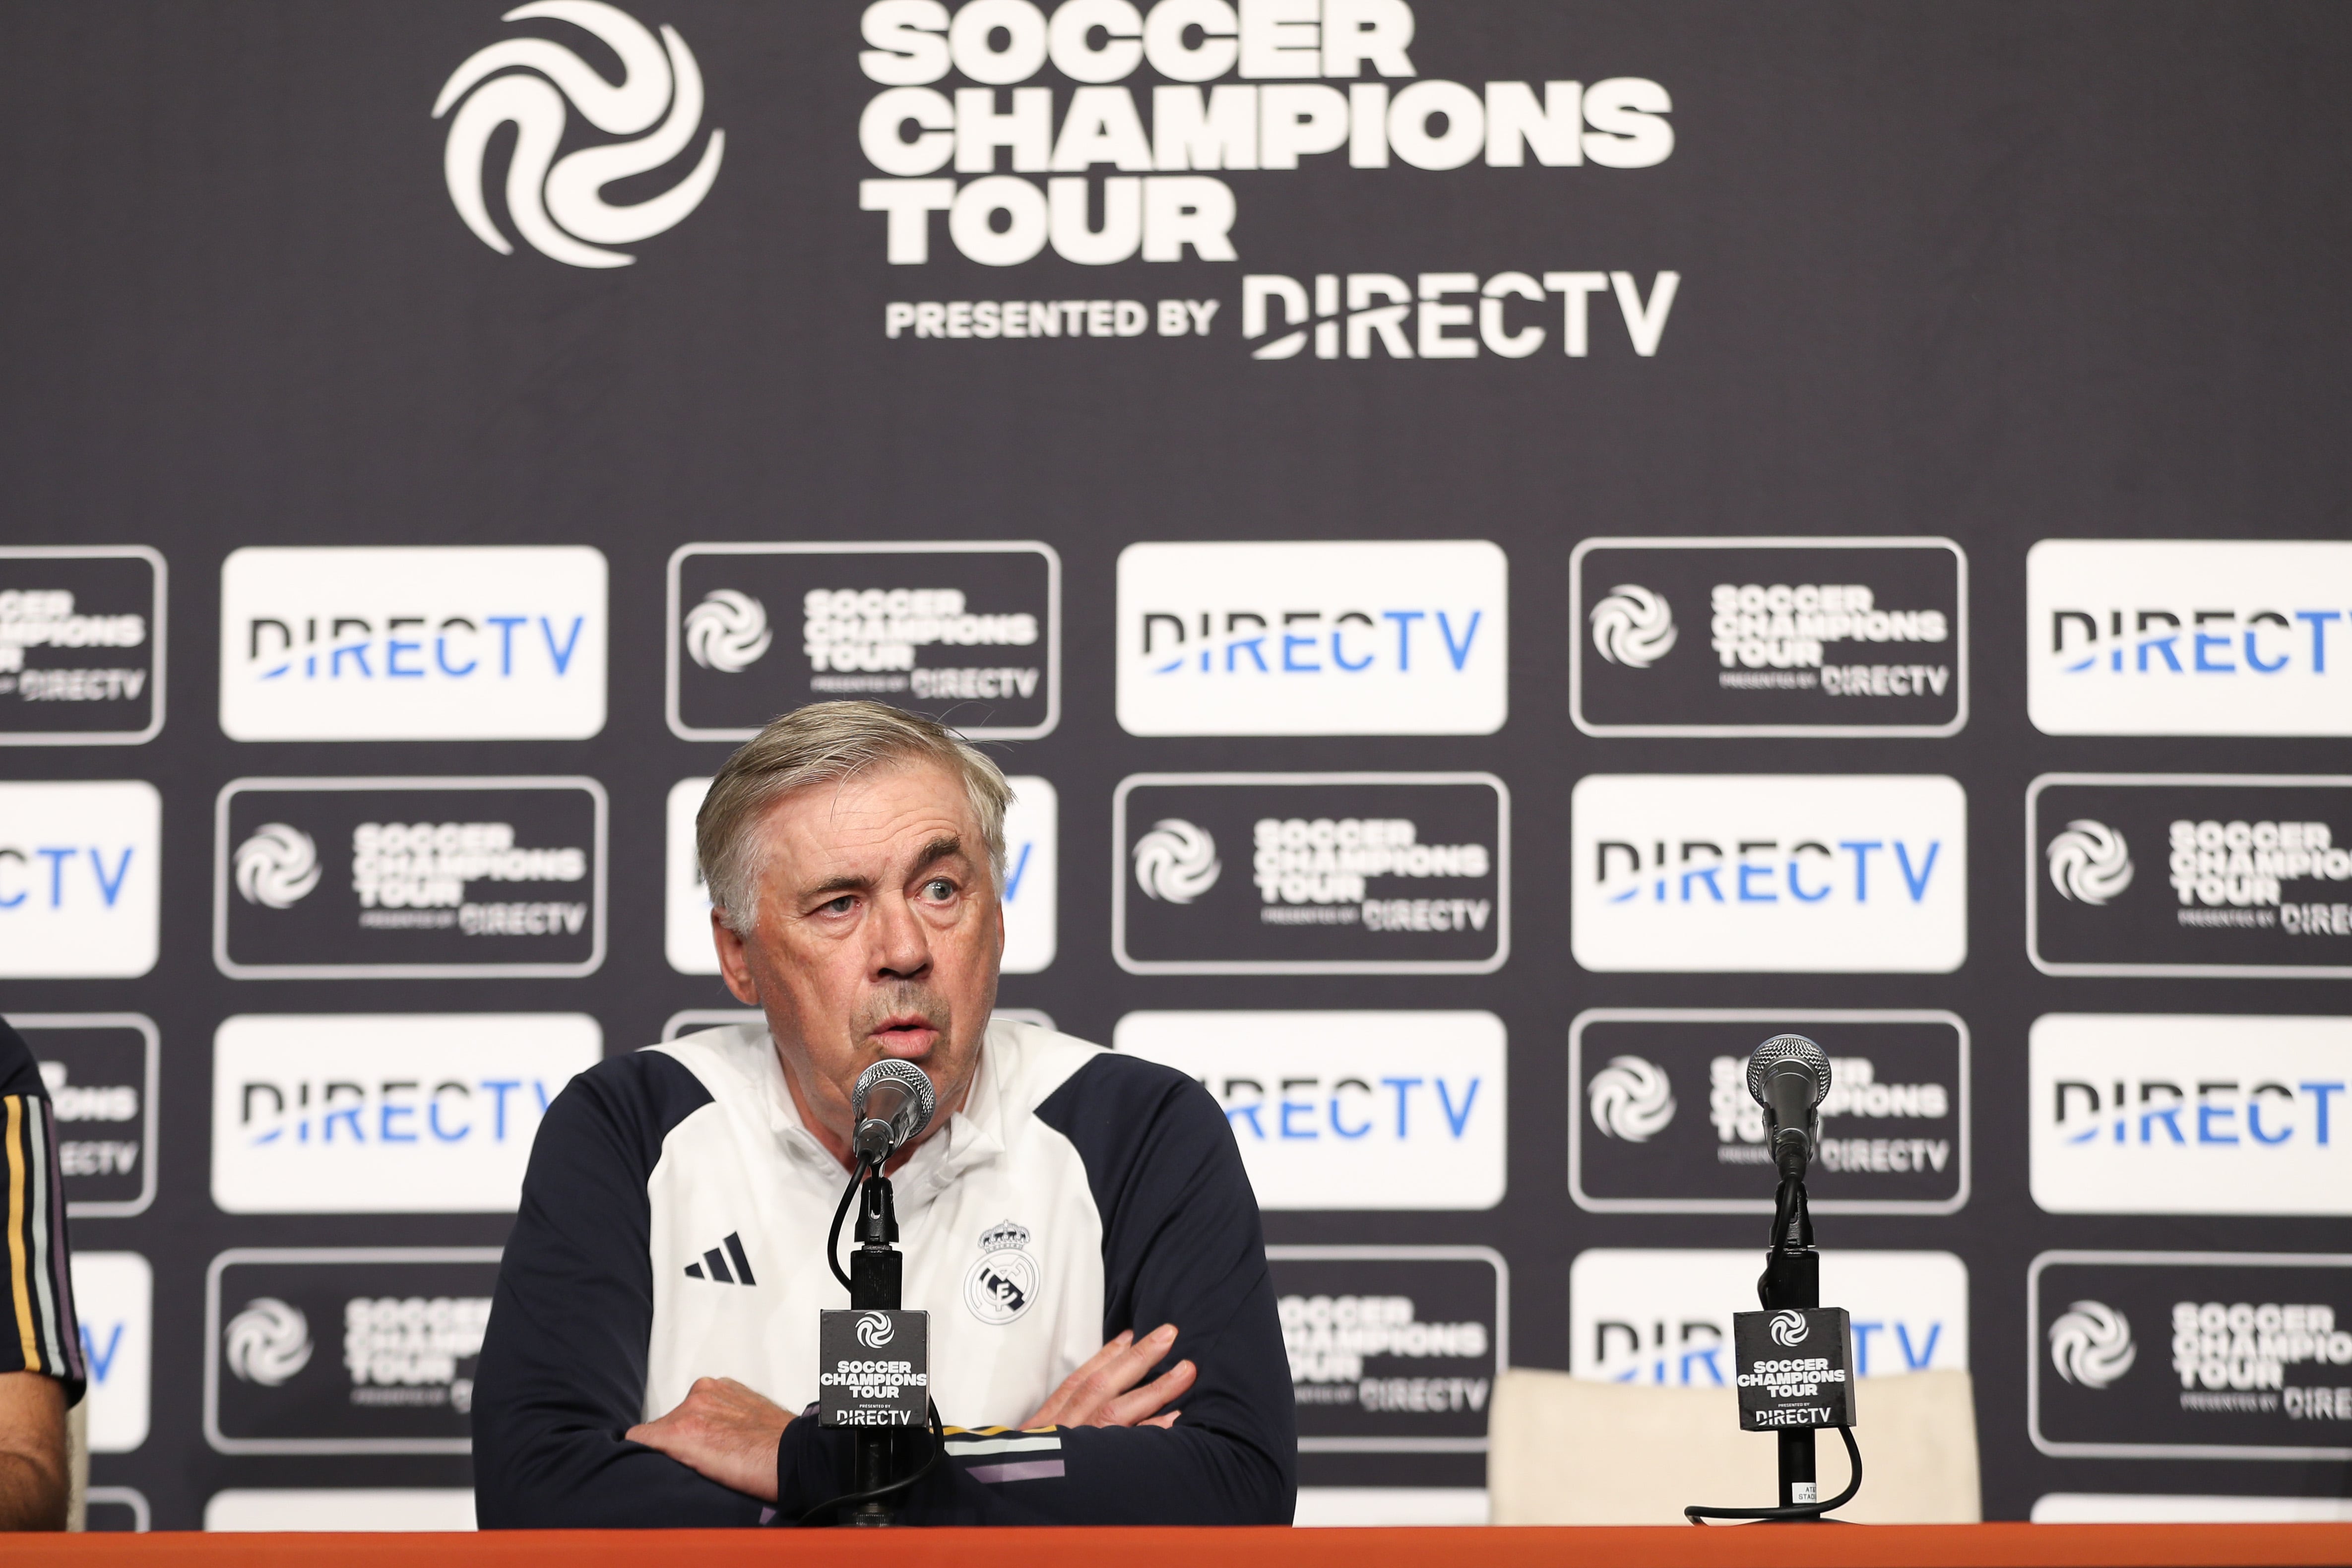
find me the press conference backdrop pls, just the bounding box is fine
[2,0,2349,1532]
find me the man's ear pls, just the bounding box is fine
[712,910,761,1005]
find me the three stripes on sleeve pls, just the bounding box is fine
[2,1094,83,1399]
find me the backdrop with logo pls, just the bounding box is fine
[2,0,2349,1532]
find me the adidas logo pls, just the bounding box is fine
[683,1231,758,1286]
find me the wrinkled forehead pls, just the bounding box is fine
[756,758,979,883]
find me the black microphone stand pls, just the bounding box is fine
[847,1163,905,1527]
[1759,1143,1820,1510]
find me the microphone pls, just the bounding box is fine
[851,1059,937,1165]
[1746,1034,1831,1180]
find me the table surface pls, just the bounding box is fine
[9,1524,2352,1567]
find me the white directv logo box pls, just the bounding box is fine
[2030,1014,2352,1216]
[1114,1011,1507,1211]
[1569,1249,1969,1383]
[0,781,160,979]
[218,546,607,741]
[2028,539,2352,736]
[1571,774,1966,973]
[1116,540,1507,737]
[71,1252,151,1454]
[210,1014,600,1214]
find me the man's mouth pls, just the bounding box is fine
[869,1015,941,1059]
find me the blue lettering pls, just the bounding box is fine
[1282,633,1319,672]
[1225,1101,1265,1139]
[2298,611,2341,673]
[89,847,132,907]
[484,1079,521,1139]
[428,1083,470,1142]
[0,849,22,908]
[2247,1092,2292,1145]
[1279,1097,1317,1138]
[1380,1076,1422,1137]
[1737,862,1777,903]
[1898,1321,1940,1371]
[1681,864,1723,902]
[1896,840,1939,902]
[387,618,426,678]
[1383,610,1424,671]
[2302,1081,2343,1145]
[1681,1346,1724,1385]
[2137,635,2181,672]
[540,615,585,676]
[488,616,526,676]
[1437,610,1481,671]
[332,641,373,678]
[1839,841,1881,902]
[1852,1320,1880,1377]
[1330,1079,1371,1138]
[380,1085,418,1143]
[1787,846,1831,903]
[2198,1101,2238,1144]
[2247,627,2288,673]
[2194,632,2234,672]
[437,617,478,676]
[324,1091,364,1144]
[2142,1101,2185,1143]
[80,1322,123,1385]
[36,847,72,908]
[1004,842,1032,901]
[1332,614,1375,672]
[1226,636,1267,673]
[1437,1077,1479,1138]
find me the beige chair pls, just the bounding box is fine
[1487,1368,1980,1524]
[65,1396,86,1532]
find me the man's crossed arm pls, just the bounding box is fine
[627,1322,1198,1503]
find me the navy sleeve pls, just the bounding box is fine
[774,1053,1295,1527]
[0,1018,84,1406]
[472,1049,764,1528]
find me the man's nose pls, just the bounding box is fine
[869,890,933,978]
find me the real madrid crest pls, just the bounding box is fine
[964,1219,1038,1326]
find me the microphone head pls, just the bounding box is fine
[1746,1034,1831,1110]
[851,1058,937,1159]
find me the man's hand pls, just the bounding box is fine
[625,1377,790,1502]
[1022,1324,1195,1430]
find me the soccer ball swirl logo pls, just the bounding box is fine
[434,0,725,268]
[1587,1056,1675,1143]
[683,590,771,673]
[1589,584,1677,668]
[1133,819,1220,904]
[2048,1300,2135,1388]
[233,823,321,909]
[855,1311,895,1350]
[2046,819,2133,905]
[1769,1309,1809,1347]
[224,1298,314,1386]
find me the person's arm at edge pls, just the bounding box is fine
[0,1019,78,1531]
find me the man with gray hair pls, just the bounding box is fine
[473,701,1294,1526]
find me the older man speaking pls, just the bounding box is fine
[473,702,1294,1526]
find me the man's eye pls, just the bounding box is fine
[924,878,954,900]
[822,895,856,915]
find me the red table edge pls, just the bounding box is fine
[8,1523,2352,1567]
